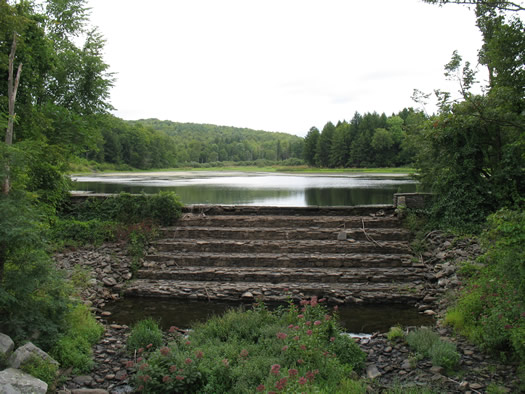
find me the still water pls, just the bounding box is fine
[104,298,433,334]
[72,172,417,206]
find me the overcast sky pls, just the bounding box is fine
[85,0,485,137]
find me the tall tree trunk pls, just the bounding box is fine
[3,33,22,195]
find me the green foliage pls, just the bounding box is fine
[407,328,460,371]
[387,326,406,342]
[132,297,365,393]
[64,192,182,226]
[49,218,117,247]
[20,355,58,387]
[50,303,103,373]
[446,208,525,364]
[127,318,163,353]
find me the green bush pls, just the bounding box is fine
[428,340,460,370]
[132,297,366,393]
[386,326,405,342]
[20,355,58,387]
[127,318,163,353]
[49,218,117,246]
[406,328,439,356]
[50,304,103,373]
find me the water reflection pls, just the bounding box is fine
[104,298,433,334]
[72,173,417,206]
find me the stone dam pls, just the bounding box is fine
[124,204,431,304]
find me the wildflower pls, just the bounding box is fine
[185,340,191,346]
[288,324,294,329]
[505,324,512,330]
[282,345,289,351]
[195,350,204,359]
[275,377,288,390]
[169,365,177,373]
[297,358,304,364]
[256,384,265,392]
[138,347,144,354]
[137,357,143,363]
[325,314,331,321]
[300,344,307,350]
[125,360,134,368]
[293,336,300,341]
[141,375,150,382]
[310,296,318,307]
[330,336,335,342]
[240,349,249,357]
[298,314,304,319]
[222,358,229,367]
[319,298,326,302]
[294,325,300,330]
[162,375,171,383]
[306,330,313,336]
[160,346,170,356]
[314,320,321,326]
[169,326,177,333]
[175,375,184,381]
[305,321,312,326]
[300,300,308,306]
[298,376,307,385]
[288,368,298,376]
[146,343,153,349]
[276,332,288,340]
[306,370,315,382]
[271,364,281,375]
[185,358,193,365]
[139,363,148,371]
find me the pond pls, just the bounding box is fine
[71,171,417,206]
[104,298,433,334]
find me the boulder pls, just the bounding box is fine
[0,368,47,394]
[8,342,58,369]
[0,333,14,356]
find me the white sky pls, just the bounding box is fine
[85,0,485,137]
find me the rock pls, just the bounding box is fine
[423,309,437,316]
[73,375,94,386]
[102,277,117,287]
[401,360,413,370]
[430,366,444,375]
[0,332,15,356]
[71,390,109,394]
[366,364,382,379]
[337,231,347,241]
[241,291,253,299]
[470,383,483,390]
[8,342,59,369]
[458,381,469,391]
[0,368,48,394]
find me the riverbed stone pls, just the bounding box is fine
[0,368,47,394]
[8,342,58,369]
[0,333,14,356]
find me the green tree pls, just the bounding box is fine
[315,121,335,167]
[303,126,320,166]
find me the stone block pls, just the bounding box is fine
[0,368,47,394]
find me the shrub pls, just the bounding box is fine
[50,304,103,373]
[428,340,460,370]
[386,326,405,342]
[406,328,439,356]
[127,318,163,353]
[132,297,366,393]
[20,355,58,387]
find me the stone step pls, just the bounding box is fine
[160,226,412,241]
[143,252,414,268]
[175,214,402,229]
[123,279,424,304]
[152,239,410,255]
[183,204,396,217]
[136,266,428,283]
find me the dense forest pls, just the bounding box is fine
[1,0,524,391]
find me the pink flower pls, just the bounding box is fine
[169,326,177,333]
[300,344,307,350]
[330,336,335,342]
[325,314,331,321]
[306,370,315,382]
[185,340,191,346]
[139,363,148,371]
[293,336,300,341]
[270,364,281,375]
[137,357,143,363]
[256,384,265,392]
[314,320,321,326]
[305,321,312,326]
[297,314,304,319]
[146,343,153,349]
[125,360,134,368]
[222,358,229,367]
[297,358,304,364]
[319,298,326,303]
[294,325,300,330]
[310,296,318,307]
[288,368,298,376]
[185,358,193,365]
[162,375,171,383]
[160,346,170,356]
[169,365,177,373]
[283,288,289,292]
[275,377,288,390]
[240,349,249,358]
[195,350,204,359]
[300,300,308,306]
[306,330,313,336]
[138,348,144,354]
[282,345,289,351]
[298,376,307,385]
[175,375,184,381]
[288,324,294,329]
[276,332,288,340]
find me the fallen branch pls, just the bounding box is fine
[361,219,382,247]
